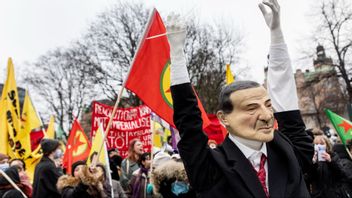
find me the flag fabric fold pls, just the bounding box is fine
[46,115,56,139]
[325,109,352,145]
[125,9,210,129]
[226,64,235,85]
[62,119,91,175]
[2,58,31,158]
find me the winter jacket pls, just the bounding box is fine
[308,152,352,198]
[57,166,106,198]
[120,159,139,191]
[0,166,27,198]
[151,160,196,198]
[32,156,63,198]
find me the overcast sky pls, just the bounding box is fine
[0,0,316,88]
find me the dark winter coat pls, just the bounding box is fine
[171,83,314,198]
[0,166,26,198]
[56,166,106,198]
[151,159,196,198]
[32,156,63,198]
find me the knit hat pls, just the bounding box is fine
[0,153,9,162]
[71,160,86,176]
[40,138,60,155]
[152,152,171,168]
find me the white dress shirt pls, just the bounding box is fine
[229,134,269,192]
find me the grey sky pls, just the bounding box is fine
[0,0,315,87]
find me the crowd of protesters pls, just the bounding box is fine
[0,130,350,198]
[1,0,352,197]
[0,136,196,198]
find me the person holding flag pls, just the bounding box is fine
[168,0,313,197]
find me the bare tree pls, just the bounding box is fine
[25,1,246,132]
[75,1,244,112]
[24,47,97,131]
[76,1,150,105]
[185,20,244,113]
[313,0,352,104]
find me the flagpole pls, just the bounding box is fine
[96,8,157,164]
[150,114,155,171]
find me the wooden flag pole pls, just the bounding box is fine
[96,8,157,164]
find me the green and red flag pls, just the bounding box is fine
[325,109,352,145]
[62,119,91,175]
[125,9,210,129]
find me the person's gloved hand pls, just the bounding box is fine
[166,13,186,57]
[258,0,283,44]
[166,13,190,86]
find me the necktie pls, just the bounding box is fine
[257,154,269,197]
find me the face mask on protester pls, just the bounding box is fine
[0,163,9,171]
[54,149,63,159]
[171,181,189,196]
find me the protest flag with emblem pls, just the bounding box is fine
[325,109,352,146]
[125,9,210,129]
[226,64,235,85]
[3,58,32,158]
[62,119,91,175]
[87,125,108,166]
[87,125,113,197]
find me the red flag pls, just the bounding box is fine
[204,114,227,145]
[62,119,91,174]
[125,9,210,129]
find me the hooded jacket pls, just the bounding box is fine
[57,166,106,198]
[151,160,196,198]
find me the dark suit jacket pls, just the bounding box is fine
[171,83,314,198]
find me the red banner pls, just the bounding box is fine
[91,101,152,158]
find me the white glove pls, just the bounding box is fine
[259,0,284,44]
[166,13,190,86]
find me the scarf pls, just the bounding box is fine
[132,167,149,198]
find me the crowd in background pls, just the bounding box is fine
[0,129,351,198]
[0,136,196,198]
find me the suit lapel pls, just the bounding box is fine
[267,136,288,197]
[222,137,267,197]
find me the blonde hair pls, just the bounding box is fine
[314,135,333,153]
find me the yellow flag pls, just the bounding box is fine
[152,120,171,148]
[46,115,55,139]
[21,90,44,182]
[3,58,31,158]
[87,125,108,166]
[0,99,8,154]
[21,90,42,137]
[24,147,42,183]
[152,121,163,148]
[226,64,235,85]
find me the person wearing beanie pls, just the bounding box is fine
[71,160,86,178]
[32,138,63,198]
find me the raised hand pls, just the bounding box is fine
[166,13,187,56]
[258,0,281,31]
